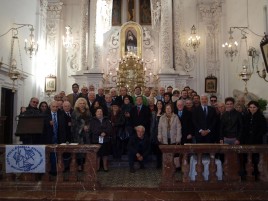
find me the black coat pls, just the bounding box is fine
[63,110,73,143]
[242,111,267,144]
[115,95,133,106]
[192,105,217,143]
[175,108,194,144]
[43,110,66,144]
[220,109,243,141]
[127,134,150,158]
[90,116,112,144]
[130,105,151,135]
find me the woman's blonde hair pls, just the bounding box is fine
[74,97,89,111]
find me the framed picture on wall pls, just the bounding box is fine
[45,75,56,92]
[205,76,217,93]
[260,34,268,73]
[127,0,135,21]
[112,0,122,26]
[139,0,151,25]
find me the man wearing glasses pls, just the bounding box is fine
[21,97,40,115]
[210,95,218,107]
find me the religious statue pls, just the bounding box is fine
[152,1,161,27]
[125,30,137,54]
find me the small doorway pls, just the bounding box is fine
[0,88,14,144]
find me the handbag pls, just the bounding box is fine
[118,126,131,141]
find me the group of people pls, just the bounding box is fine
[20,83,267,175]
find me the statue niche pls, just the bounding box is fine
[117,22,144,94]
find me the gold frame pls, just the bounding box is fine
[120,22,143,58]
[205,76,217,93]
[45,75,56,92]
[260,35,268,73]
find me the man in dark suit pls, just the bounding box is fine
[62,101,73,171]
[44,101,67,175]
[192,94,217,143]
[130,96,150,136]
[67,83,79,107]
[115,86,133,106]
[174,100,194,144]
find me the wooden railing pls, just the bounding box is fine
[0,144,100,190]
[159,144,268,190]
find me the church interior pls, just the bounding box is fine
[0,0,268,200]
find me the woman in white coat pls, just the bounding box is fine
[158,103,182,145]
[158,103,182,171]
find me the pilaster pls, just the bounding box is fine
[159,0,174,73]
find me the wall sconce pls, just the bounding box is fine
[186,25,200,52]
[24,25,38,58]
[222,28,238,61]
[62,26,73,51]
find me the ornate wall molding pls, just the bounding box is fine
[151,0,161,29]
[198,0,223,20]
[173,0,195,75]
[79,0,89,71]
[40,0,48,37]
[198,0,222,92]
[159,0,173,73]
[46,1,63,75]
[47,1,63,19]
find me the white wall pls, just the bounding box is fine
[0,0,39,107]
[223,0,268,100]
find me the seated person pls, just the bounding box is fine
[127,125,150,173]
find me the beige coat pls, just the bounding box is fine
[158,113,182,144]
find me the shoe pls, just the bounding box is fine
[49,171,57,176]
[130,167,135,173]
[176,167,181,172]
[103,169,109,172]
[78,165,83,172]
[63,167,70,173]
[140,164,146,169]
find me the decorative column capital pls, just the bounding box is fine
[198,0,223,22]
[47,1,63,19]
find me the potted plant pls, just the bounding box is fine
[257,98,268,112]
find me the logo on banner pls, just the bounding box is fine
[6,145,45,173]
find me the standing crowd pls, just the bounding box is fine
[20,83,267,176]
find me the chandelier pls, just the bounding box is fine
[62,26,73,51]
[222,28,238,61]
[0,31,23,92]
[117,52,145,94]
[186,25,201,52]
[239,60,251,94]
[24,25,38,58]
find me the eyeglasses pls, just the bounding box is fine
[210,100,217,102]
[32,101,39,104]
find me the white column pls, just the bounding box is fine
[88,0,102,73]
[159,0,174,73]
[80,0,89,70]
[46,1,63,91]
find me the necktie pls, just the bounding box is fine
[203,106,207,116]
[52,112,58,144]
[66,112,71,117]
[178,111,182,118]
[137,107,141,115]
